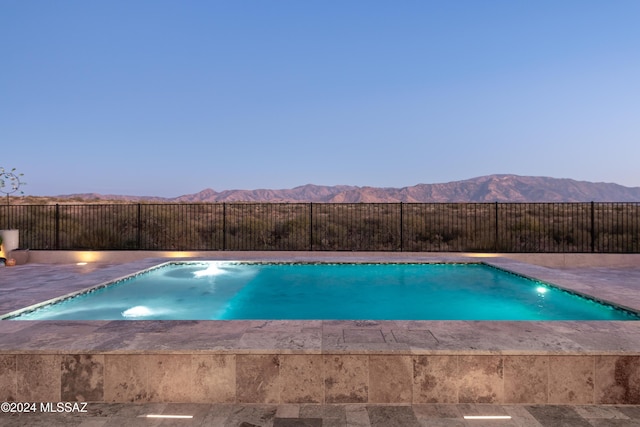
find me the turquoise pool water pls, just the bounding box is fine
[8,262,640,321]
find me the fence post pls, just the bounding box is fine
[55,204,60,250]
[309,202,313,251]
[399,202,403,252]
[137,203,142,249]
[1,205,4,230]
[494,202,499,252]
[591,201,595,253]
[222,203,227,251]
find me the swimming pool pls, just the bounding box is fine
[6,262,640,321]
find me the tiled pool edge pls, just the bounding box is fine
[1,253,639,405]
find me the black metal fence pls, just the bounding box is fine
[1,202,639,252]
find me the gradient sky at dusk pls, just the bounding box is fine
[2,0,639,197]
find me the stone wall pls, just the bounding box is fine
[2,353,639,405]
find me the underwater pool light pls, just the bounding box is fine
[193,263,226,278]
[122,306,153,318]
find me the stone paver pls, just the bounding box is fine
[1,403,639,426]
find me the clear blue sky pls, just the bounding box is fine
[2,0,639,197]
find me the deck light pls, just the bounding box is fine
[166,251,197,258]
[463,415,512,420]
[140,414,193,419]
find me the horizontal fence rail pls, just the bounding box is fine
[0,202,639,253]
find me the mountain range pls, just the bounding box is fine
[56,175,640,203]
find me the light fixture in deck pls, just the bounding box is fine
[463,415,512,420]
[140,414,193,419]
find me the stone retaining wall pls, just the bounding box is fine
[1,353,639,405]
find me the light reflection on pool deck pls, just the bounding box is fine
[0,252,639,405]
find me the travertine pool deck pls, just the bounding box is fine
[1,252,639,408]
[3,402,640,426]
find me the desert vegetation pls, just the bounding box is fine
[0,202,638,253]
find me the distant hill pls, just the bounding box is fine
[52,175,640,203]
